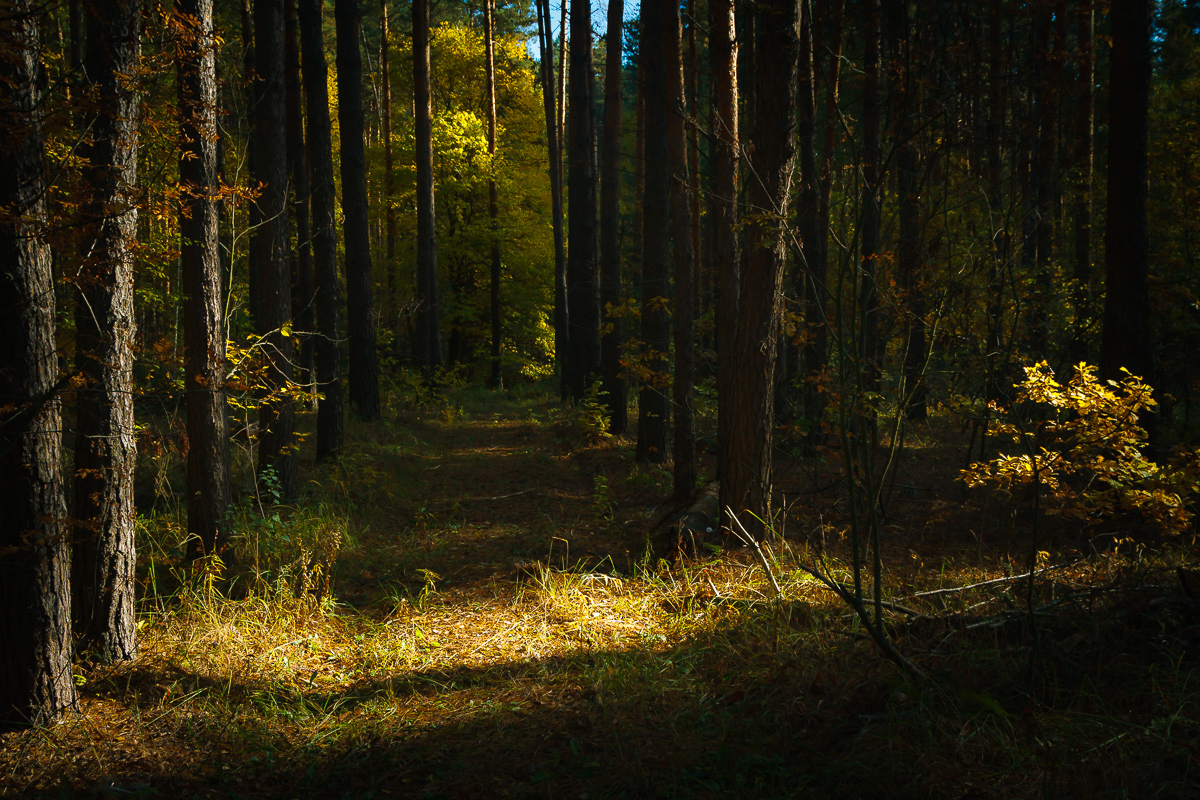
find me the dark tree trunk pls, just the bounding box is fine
[686,0,702,339]
[637,0,670,463]
[1070,0,1094,365]
[710,0,738,480]
[857,0,881,392]
[600,0,626,434]
[336,0,381,419]
[381,0,397,343]
[0,1,76,726]
[413,0,442,374]
[985,0,1007,397]
[1102,0,1153,389]
[178,0,232,561]
[255,0,298,496]
[535,0,568,401]
[285,0,315,399]
[299,0,345,460]
[241,0,258,328]
[73,0,141,662]
[1031,1,1063,359]
[665,0,695,499]
[722,0,798,539]
[485,0,502,389]
[567,0,600,401]
[794,0,821,424]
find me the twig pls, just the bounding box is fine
[478,489,534,501]
[726,508,783,598]
[905,562,1077,599]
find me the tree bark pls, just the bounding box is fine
[710,0,738,481]
[178,0,232,561]
[73,0,141,662]
[241,0,258,329]
[0,0,76,726]
[1102,0,1153,389]
[413,0,442,374]
[637,0,671,464]
[566,0,600,401]
[485,0,503,389]
[722,0,798,539]
[336,0,381,419]
[794,0,821,424]
[299,0,345,460]
[381,0,397,343]
[255,0,298,497]
[1070,0,1094,365]
[600,0,627,434]
[535,0,568,401]
[857,0,881,392]
[285,0,315,399]
[665,0,695,499]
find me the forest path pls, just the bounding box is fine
[329,388,659,607]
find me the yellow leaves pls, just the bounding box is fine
[961,361,1194,534]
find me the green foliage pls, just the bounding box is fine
[576,380,613,443]
[227,496,347,602]
[962,362,1199,533]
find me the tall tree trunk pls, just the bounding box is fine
[413,0,442,374]
[0,0,76,726]
[637,0,671,463]
[889,0,925,420]
[336,0,381,419]
[1031,1,1062,359]
[73,0,141,662]
[566,0,600,401]
[985,0,1007,399]
[1102,0,1153,391]
[686,0,702,338]
[178,0,231,561]
[710,0,738,481]
[285,0,315,400]
[255,0,297,496]
[1070,0,1094,365]
[666,0,695,499]
[299,0,345,460]
[536,0,568,399]
[793,0,820,424]
[485,0,502,389]
[381,0,397,343]
[723,0,799,539]
[857,0,881,392]
[600,0,627,433]
[241,0,258,329]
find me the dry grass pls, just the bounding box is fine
[3,385,1200,798]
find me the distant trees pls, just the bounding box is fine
[413,0,443,375]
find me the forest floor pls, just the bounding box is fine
[3,381,1200,799]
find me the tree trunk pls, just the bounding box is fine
[336,0,381,419]
[1102,0,1153,389]
[1070,0,1094,365]
[600,0,627,434]
[722,0,799,539]
[413,0,442,374]
[485,0,502,389]
[536,0,568,399]
[241,0,258,329]
[665,0,695,499]
[285,0,315,401]
[857,0,881,392]
[710,0,738,481]
[566,0,600,401]
[794,0,821,424]
[0,0,76,726]
[381,0,397,345]
[178,0,232,561]
[637,0,671,464]
[255,0,298,496]
[73,0,141,662]
[299,0,346,460]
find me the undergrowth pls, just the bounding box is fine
[3,385,1200,799]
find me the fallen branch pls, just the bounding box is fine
[905,561,1078,599]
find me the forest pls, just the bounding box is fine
[3,0,1200,795]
